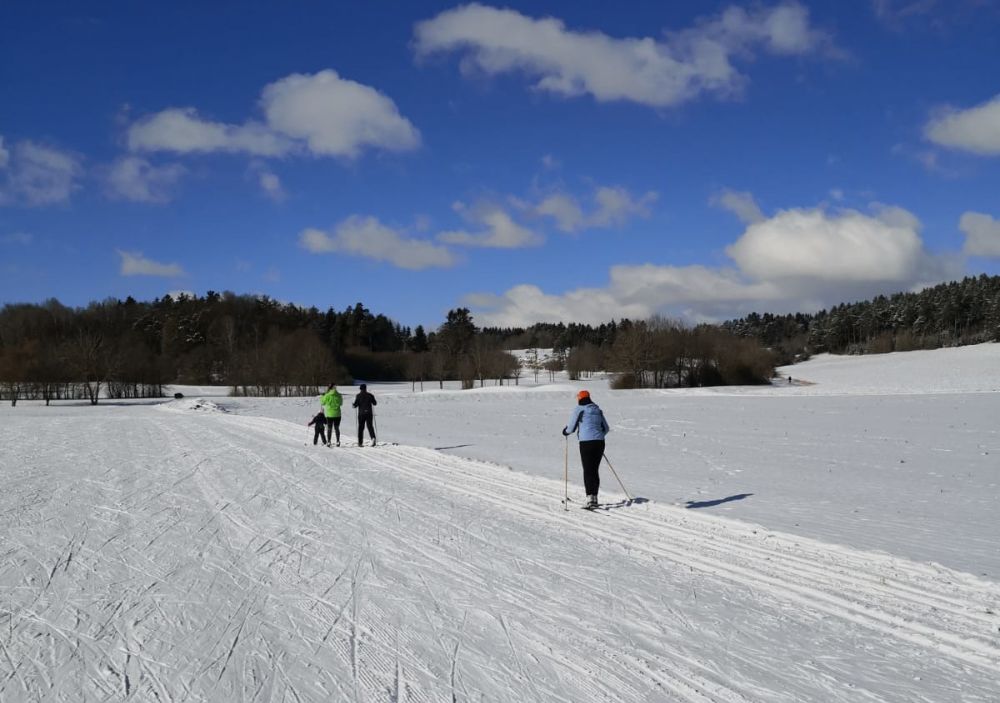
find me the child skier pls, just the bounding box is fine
[562,390,610,508]
[308,411,329,446]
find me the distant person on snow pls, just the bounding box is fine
[308,411,329,446]
[321,384,343,447]
[562,390,610,509]
[353,383,377,447]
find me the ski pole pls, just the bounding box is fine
[373,412,378,445]
[563,435,569,511]
[602,453,633,504]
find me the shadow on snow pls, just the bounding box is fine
[685,493,754,509]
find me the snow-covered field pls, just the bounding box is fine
[2,345,999,701]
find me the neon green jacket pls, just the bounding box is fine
[321,389,343,418]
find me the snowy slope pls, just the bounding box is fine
[777,344,1000,395]
[2,344,1000,701]
[229,345,1000,580]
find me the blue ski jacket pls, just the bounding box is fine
[564,401,610,441]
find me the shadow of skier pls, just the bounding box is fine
[685,493,754,509]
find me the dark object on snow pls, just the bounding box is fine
[686,493,753,509]
[353,386,378,446]
[579,440,605,500]
[174,392,184,399]
[308,412,328,446]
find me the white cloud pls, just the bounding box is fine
[536,193,584,232]
[468,202,957,327]
[590,186,657,227]
[0,232,33,245]
[128,108,290,156]
[925,94,1000,156]
[468,265,786,327]
[300,216,457,270]
[872,0,990,29]
[726,206,926,282]
[438,202,543,248]
[891,142,956,176]
[608,263,781,307]
[258,170,286,201]
[247,161,287,201]
[872,0,938,23]
[0,139,83,206]
[466,283,652,326]
[105,156,185,203]
[414,2,834,108]
[959,211,1000,257]
[541,153,560,169]
[260,70,420,157]
[256,168,288,203]
[128,70,419,159]
[117,250,186,277]
[166,289,195,300]
[712,189,765,224]
[535,186,657,232]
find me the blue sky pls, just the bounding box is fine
[1,1,999,328]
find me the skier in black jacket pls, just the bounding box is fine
[353,384,377,446]
[307,412,329,446]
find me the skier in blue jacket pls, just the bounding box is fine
[562,390,610,508]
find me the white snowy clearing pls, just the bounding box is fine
[2,345,999,701]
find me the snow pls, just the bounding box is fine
[163,397,230,413]
[2,344,999,701]
[777,344,1000,395]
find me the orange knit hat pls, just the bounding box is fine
[577,390,590,400]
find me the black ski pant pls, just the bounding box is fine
[313,425,328,445]
[357,411,375,445]
[579,439,604,496]
[326,416,341,444]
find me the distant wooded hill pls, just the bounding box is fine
[721,274,1000,363]
[3,274,996,402]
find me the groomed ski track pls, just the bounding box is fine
[2,406,998,702]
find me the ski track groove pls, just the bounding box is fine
[324,432,998,621]
[3,408,999,701]
[373,443,995,624]
[358,441,1000,672]
[210,413,1000,699]
[160,418,445,703]
[181,413,751,703]
[223,415,762,702]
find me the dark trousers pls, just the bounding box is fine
[358,411,375,444]
[326,417,341,444]
[313,425,327,445]
[579,440,604,496]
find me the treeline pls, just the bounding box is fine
[556,318,776,389]
[0,291,782,404]
[483,321,622,353]
[723,274,1000,363]
[0,293,525,403]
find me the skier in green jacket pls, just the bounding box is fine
[320,385,343,447]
